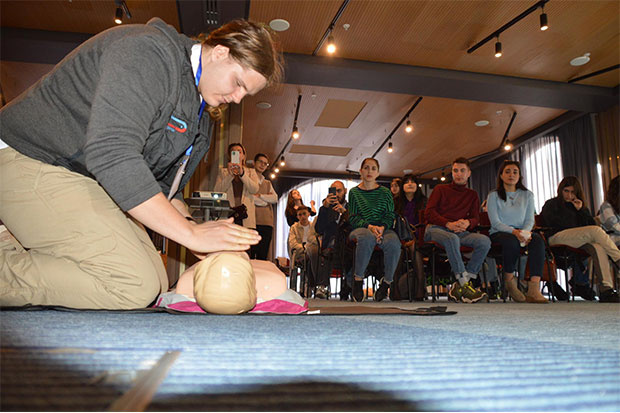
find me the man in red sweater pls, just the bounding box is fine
[424,158,491,303]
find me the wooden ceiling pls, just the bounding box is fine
[1,0,618,180]
[245,0,618,179]
[250,0,619,87]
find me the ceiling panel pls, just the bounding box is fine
[242,83,565,180]
[0,0,180,33]
[250,0,619,87]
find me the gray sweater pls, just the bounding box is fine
[0,18,212,211]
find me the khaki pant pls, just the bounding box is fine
[0,147,167,309]
[549,226,620,289]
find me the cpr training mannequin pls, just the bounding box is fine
[176,252,287,314]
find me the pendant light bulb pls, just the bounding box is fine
[494,38,502,58]
[114,7,123,24]
[326,35,336,54]
[504,140,513,151]
[280,157,286,167]
[292,126,300,140]
[440,171,446,182]
[270,173,276,179]
[540,11,549,31]
[387,142,393,153]
[274,167,280,173]
[405,119,413,133]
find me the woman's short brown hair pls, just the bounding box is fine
[200,19,284,87]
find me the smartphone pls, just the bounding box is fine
[328,187,337,195]
[231,150,240,164]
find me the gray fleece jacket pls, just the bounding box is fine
[0,18,212,211]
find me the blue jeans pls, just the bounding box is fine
[349,228,401,283]
[490,232,545,276]
[424,225,491,275]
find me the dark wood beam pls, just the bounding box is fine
[284,53,618,113]
[2,28,616,113]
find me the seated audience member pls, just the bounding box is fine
[424,157,490,303]
[214,143,259,229]
[390,178,402,198]
[348,158,401,302]
[250,153,277,260]
[486,160,547,303]
[599,176,620,247]
[315,181,351,299]
[541,176,620,302]
[285,189,316,227]
[288,206,319,297]
[394,174,427,300]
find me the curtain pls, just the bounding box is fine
[514,135,564,214]
[471,155,509,207]
[557,115,602,213]
[594,105,619,196]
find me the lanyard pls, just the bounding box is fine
[186,46,207,158]
[195,48,206,125]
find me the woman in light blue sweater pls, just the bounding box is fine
[486,160,547,303]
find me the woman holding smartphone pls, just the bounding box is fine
[348,158,401,302]
[214,143,259,229]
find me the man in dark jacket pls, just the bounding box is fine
[315,181,352,299]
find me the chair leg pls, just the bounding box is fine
[480,264,489,303]
[566,268,572,302]
[431,248,437,302]
[403,246,412,302]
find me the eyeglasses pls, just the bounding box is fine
[255,160,269,166]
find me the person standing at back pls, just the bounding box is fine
[214,143,259,229]
[250,153,277,260]
[0,18,283,309]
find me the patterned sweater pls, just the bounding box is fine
[348,185,395,230]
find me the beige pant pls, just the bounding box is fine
[549,226,620,289]
[0,147,167,309]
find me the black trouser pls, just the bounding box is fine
[250,225,273,260]
[490,232,545,277]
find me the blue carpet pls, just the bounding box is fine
[1,310,619,411]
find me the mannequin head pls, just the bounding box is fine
[193,252,257,314]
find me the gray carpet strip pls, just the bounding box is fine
[1,310,619,411]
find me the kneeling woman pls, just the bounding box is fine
[486,161,547,303]
[348,158,401,302]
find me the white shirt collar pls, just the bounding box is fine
[191,44,203,104]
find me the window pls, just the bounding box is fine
[519,135,563,214]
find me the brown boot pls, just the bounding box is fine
[526,280,548,303]
[505,276,526,302]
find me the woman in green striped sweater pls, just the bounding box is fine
[348,158,401,302]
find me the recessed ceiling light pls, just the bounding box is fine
[475,120,490,127]
[496,110,502,115]
[269,19,290,32]
[256,102,272,109]
[570,53,590,66]
[403,169,413,174]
